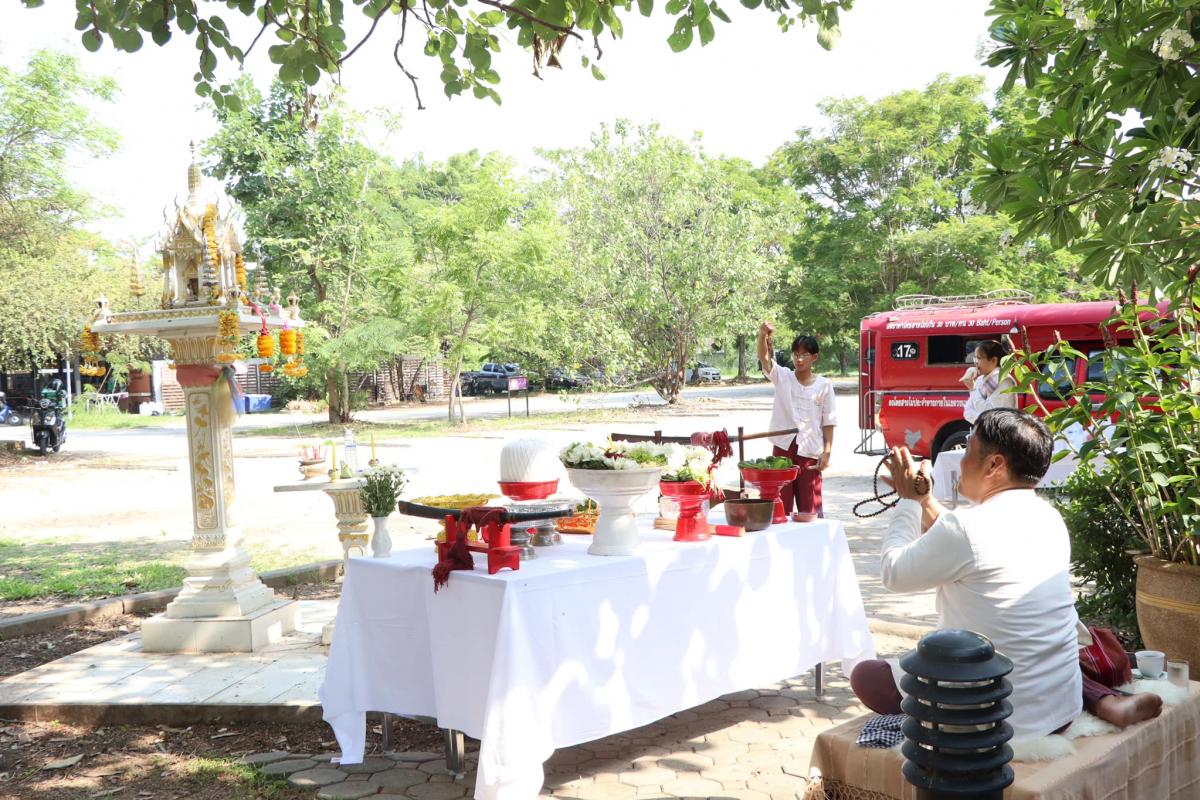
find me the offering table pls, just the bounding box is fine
[320,514,875,800]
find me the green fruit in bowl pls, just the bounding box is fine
[738,456,795,470]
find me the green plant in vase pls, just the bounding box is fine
[358,465,408,558]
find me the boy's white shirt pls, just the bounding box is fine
[880,490,1083,739]
[766,367,837,455]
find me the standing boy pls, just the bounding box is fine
[757,321,837,517]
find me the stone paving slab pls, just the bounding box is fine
[240,633,916,800]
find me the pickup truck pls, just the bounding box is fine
[470,362,523,394]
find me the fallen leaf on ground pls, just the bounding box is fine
[89,789,124,798]
[43,754,84,770]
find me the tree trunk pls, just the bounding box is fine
[838,350,848,377]
[326,367,342,424]
[448,356,467,424]
[341,361,351,423]
[737,334,747,380]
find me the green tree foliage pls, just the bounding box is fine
[0,51,150,374]
[977,0,1200,289]
[17,0,854,110]
[393,153,567,422]
[547,122,785,402]
[768,75,1098,373]
[205,80,411,422]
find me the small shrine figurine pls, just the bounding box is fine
[269,287,283,317]
[92,294,110,325]
[286,291,301,321]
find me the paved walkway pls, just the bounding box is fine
[241,633,916,800]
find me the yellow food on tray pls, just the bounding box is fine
[413,494,499,510]
[554,514,598,534]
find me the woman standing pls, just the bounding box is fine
[757,321,837,518]
[962,340,1017,424]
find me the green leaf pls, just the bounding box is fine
[739,0,761,9]
[303,63,321,86]
[710,3,730,23]
[668,24,693,52]
[591,64,606,80]
[224,93,243,112]
[666,0,686,13]
[637,0,653,16]
[81,29,103,52]
[151,25,171,45]
[477,10,504,25]
[816,21,840,50]
[698,16,714,46]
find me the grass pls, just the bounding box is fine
[69,405,181,430]
[237,405,646,440]
[187,757,303,799]
[0,538,328,602]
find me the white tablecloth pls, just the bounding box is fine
[320,514,875,800]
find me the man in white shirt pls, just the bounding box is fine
[757,321,837,518]
[850,409,1163,737]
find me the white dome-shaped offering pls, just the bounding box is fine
[500,438,560,483]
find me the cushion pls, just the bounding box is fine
[805,681,1200,800]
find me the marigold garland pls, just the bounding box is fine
[295,330,304,355]
[80,326,104,376]
[216,310,241,364]
[234,252,247,291]
[279,328,297,356]
[256,332,275,359]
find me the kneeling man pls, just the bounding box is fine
[852,409,1161,738]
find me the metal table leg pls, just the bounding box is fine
[443,728,466,776]
[813,662,825,699]
[381,712,393,751]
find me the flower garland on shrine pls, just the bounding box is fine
[79,326,104,377]
[202,204,221,301]
[216,309,240,363]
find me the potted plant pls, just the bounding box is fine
[560,441,666,556]
[358,465,408,558]
[659,445,715,541]
[1009,279,1200,666]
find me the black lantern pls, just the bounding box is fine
[899,629,1015,800]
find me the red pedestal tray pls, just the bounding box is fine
[436,515,521,575]
[659,480,711,542]
[739,466,800,524]
[497,479,559,501]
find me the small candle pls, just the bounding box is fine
[331,443,338,471]
[371,433,377,462]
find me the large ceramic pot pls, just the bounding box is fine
[1135,555,1200,669]
[567,466,663,556]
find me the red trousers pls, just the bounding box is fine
[772,442,824,516]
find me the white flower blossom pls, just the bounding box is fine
[1065,5,1096,31]
[1149,146,1194,172]
[1038,99,1055,117]
[1155,28,1194,61]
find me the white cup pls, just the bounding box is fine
[1136,650,1166,679]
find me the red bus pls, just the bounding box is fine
[856,291,1129,461]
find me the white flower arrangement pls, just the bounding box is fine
[559,440,670,471]
[661,444,715,486]
[1064,3,1096,31]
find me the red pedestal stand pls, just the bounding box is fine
[659,480,711,542]
[497,479,558,501]
[739,467,800,524]
[437,515,521,575]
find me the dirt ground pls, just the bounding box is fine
[0,582,455,800]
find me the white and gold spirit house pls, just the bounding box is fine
[93,151,301,652]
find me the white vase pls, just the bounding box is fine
[500,438,561,483]
[370,515,392,558]
[566,466,663,556]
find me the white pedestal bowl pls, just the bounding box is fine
[566,466,663,556]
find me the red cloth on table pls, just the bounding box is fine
[772,441,823,516]
[432,506,507,592]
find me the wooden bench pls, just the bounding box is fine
[805,682,1200,800]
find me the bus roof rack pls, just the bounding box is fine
[893,289,1034,311]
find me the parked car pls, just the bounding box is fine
[545,368,593,391]
[688,362,722,383]
[471,362,523,394]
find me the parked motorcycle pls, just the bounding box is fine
[0,391,22,427]
[31,379,67,455]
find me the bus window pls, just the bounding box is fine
[928,336,967,364]
[1038,357,1077,400]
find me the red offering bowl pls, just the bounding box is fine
[739,467,800,524]
[659,480,711,542]
[498,479,559,501]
